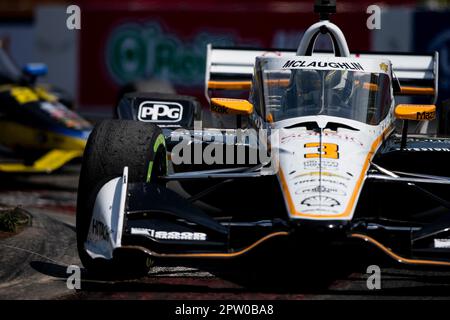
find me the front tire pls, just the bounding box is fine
[76,119,167,276]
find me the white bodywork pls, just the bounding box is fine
[274,115,393,220]
[260,55,395,220]
[83,20,438,259]
[203,19,420,221]
[296,20,350,57]
[85,167,128,259]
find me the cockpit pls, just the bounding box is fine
[252,57,393,125]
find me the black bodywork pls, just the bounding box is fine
[105,0,450,268]
[116,92,450,266]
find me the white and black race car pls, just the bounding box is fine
[76,1,450,275]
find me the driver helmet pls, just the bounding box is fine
[294,69,321,105]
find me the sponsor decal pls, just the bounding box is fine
[294,178,318,185]
[416,111,435,120]
[407,138,450,143]
[281,131,319,144]
[379,63,389,72]
[293,178,348,188]
[296,185,346,196]
[89,219,111,241]
[282,60,364,71]
[210,104,228,114]
[106,22,257,86]
[40,101,91,129]
[323,131,365,146]
[302,208,339,214]
[304,159,339,170]
[396,147,450,152]
[131,227,207,241]
[293,171,350,180]
[281,131,364,146]
[321,178,348,187]
[301,195,340,207]
[434,238,450,248]
[138,101,183,122]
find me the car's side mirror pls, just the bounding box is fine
[22,63,48,78]
[395,104,436,150]
[395,104,436,121]
[210,98,253,115]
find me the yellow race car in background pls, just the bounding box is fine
[0,42,91,173]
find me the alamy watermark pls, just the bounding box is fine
[66,5,81,30]
[169,121,280,174]
[366,5,381,30]
[66,265,81,289]
[366,265,381,290]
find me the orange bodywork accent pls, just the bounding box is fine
[351,233,450,267]
[208,79,291,91]
[210,97,254,115]
[279,126,394,219]
[399,86,435,96]
[395,104,436,121]
[127,231,290,259]
[363,82,378,91]
[162,231,289,258]
[208,81,252,90]
[304,142,339,159]
[208,83,435,96]
[354,81,378,91]
[264,79,290,87]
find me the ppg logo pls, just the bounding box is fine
[138,101,183,123]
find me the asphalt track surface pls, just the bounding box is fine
[1,164,450,300]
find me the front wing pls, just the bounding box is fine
[84,166,450,267]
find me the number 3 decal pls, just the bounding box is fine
[304,142,339,159]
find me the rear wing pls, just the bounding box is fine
[205,45,439,103]
[204,45,295,99]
